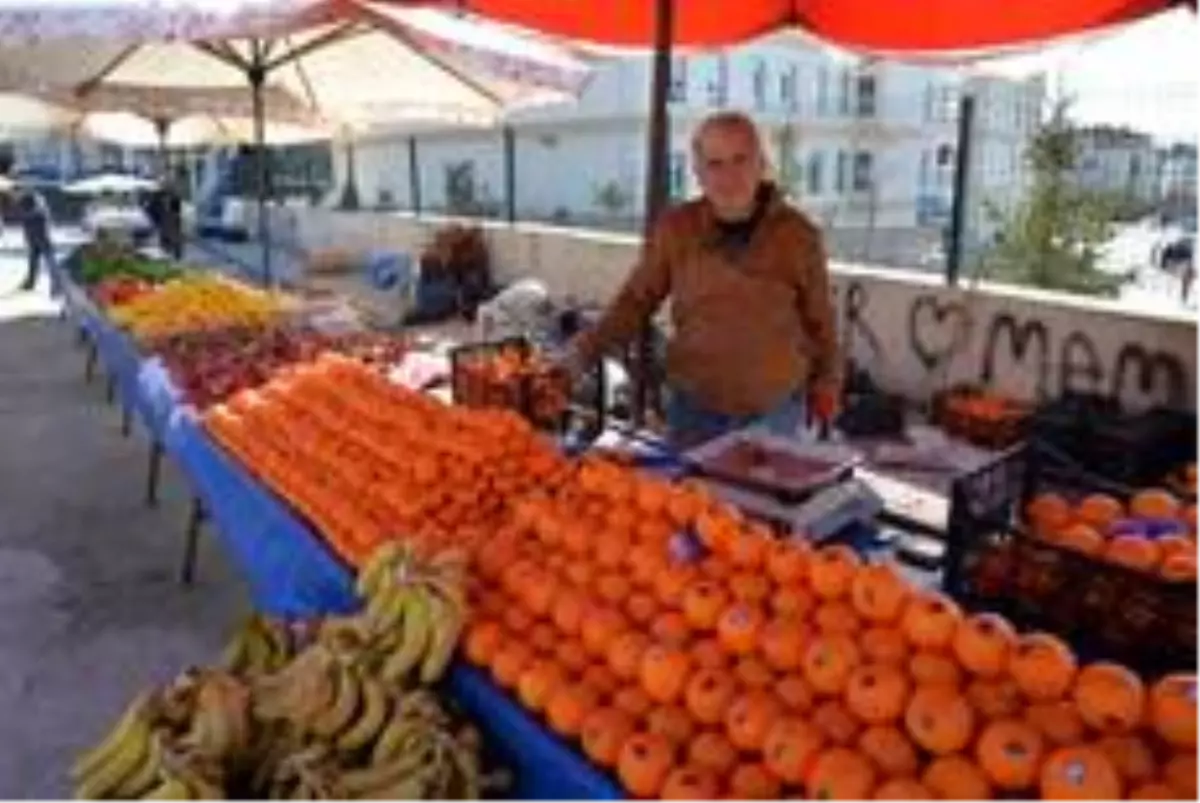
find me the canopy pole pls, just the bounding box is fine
[249,43,271,287]
[632,0,673,427]
[946,94,976,286]
[503,125,516,224]
[408,136,421,216]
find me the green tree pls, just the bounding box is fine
[977,102,1125,297]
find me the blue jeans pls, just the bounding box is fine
[666,389,806,448]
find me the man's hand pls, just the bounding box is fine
[809,382,841,425]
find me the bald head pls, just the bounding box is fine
[691,112,768,221]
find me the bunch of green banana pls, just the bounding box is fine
[220,614,294,676]
[72,693,163,799]
[354,543,469,685]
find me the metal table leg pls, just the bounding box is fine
[180,497,205,586]
[145,441,163,508]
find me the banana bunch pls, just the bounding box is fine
[354,542,469,685]
[71,671,240,800]
[257,687,486,800]
[220,614,295,676]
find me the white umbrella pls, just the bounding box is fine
[64,173,159,194]
[0,0,592,283]
[81,111,327,149]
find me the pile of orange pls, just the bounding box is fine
[463,459,1197,800]
[1026,489,1197,581]
[203,353,571,566]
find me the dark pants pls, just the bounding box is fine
[22,239,54,291]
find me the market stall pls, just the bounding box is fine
[52,241,1199,801]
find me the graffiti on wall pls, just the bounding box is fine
[836,279,1191,409]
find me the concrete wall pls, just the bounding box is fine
[270,206,1197,411]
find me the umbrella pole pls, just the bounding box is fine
[154,117,170,180]
[632,0,674,428]
[249,48,271,287]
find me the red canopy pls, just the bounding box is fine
[454,0,1187,50]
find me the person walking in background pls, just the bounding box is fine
[160,182,184,260]
[17,189,54,293]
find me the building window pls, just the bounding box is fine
[816,67,829,116]
[835,150,849,193]
[668,56,688,103]
[780,65,799,112]
[668,151,687,199]
[856,74,877,117]
[853,151,873,191]
[838,69,853,116]
[707,56,729,107]
[752,59,768,110]
[806,151,824,195]
[936,144,954,167]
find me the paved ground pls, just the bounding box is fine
[0,243,249,798]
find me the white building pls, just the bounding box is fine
[343,37,1047,267]
[1158,142,1197,220]
[1071,125,1162,206]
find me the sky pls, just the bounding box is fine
[973,7,1199,143]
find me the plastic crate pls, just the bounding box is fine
[450,337,606,442]
[1029,392,1197,487]
[931,386,1030,450]
[944,442,1196,676]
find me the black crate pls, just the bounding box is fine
[944,441,1196,677]
[1030,393,1197,487]
[449,337,606,441]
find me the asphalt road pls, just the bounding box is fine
[0,243,248,797]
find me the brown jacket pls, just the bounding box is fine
[575,187,840,416]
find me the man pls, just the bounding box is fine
[564,111,841,447]
[17,189,54,292]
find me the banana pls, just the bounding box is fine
[356,542,403,599]
[73,711,156,799]
[380,593,431,683]
[418,592,463,684]
[339,743,436,798]
[365,582,411,636]
[71,691,156,783]
[336,672,390,754]
[107,729,164,800]
[183,673,250,760]
[219,629,250,674]
[141,773,194,800]
[368,711,425,766]
[310,664,362,740]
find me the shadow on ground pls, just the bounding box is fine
[0,295,249,797]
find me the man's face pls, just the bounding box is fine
[694,123,765,221]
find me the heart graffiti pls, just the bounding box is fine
[907,294,972,372]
